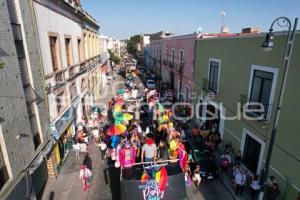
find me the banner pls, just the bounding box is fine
[121,170,187,200]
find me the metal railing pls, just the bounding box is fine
[202,78,209,92]
[239,94,272,120]
[69,66,75,77]
[202,78,219,94]
[55,71,64,82]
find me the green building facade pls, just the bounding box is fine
[193,33,300,199]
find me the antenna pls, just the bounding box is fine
[220,11,226,28]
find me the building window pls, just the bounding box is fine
[249,70,274,118]
[179,49,184,64]
[172,49,175,65]
[69,67,75,77]
[15,40,25,59]
[77,39,82,63]
[49,36,59,71]
[81,78,87,91]
[208,59,221,93]
[65,37,72,66]
[33,133,41,150]
[185,86,189,102]
[0,145,9,190]
[247,65,278,120]
[70,82,77,100]
[198,99,204,120]
[241,128,265,174]
[56,91,64,114]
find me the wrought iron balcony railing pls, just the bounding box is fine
[55,71,64,82]
[239,94,272,120]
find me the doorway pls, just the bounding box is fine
[241,128,265,174]
[206,103,220,131]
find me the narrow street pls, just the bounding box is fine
[1,1,299,200]
[41,67,234,200]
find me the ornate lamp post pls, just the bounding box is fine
[259,17,298,200]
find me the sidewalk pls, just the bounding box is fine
[41,142,112,200]
[41,70,118,200]
[215,150,252,200]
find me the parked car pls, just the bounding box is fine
[146,79,156,89]
[184,141,218,180]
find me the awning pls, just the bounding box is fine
[28,137,55,175]
[50,105,75,140]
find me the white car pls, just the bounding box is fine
[146,80,156,89]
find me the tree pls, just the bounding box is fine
[126,34,141,58]
[108,49,120,64]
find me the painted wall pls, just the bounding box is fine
[33,2,82,76]
[0,0,36,181]
[159,34,197,97]
[34,1,82,120]
[193,33,300,199]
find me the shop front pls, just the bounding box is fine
[49,103,78,174]
[52,124,75,173]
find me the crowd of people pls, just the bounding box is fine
[71,62,284,199]
[101,85,192,181]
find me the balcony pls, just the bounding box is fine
[55,71,64,82]
[69,66,75,77]
[239,94,272,120]
[79,62,87,72]
[169,61,174,68]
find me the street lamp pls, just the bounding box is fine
[259,17,298,200]
[261,33,274,52]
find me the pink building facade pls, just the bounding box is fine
[160,34,199,101]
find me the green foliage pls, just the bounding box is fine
[108,49,120,64]
[126,34,141,58]
[0,62,4,69]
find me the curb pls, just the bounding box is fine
[218,176,239,200]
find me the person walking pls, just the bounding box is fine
[234,169,245,196]
[73,140,81,159]
[250,175,261,200]
[79,165,92,192]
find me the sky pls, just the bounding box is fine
[81,0,300,40]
